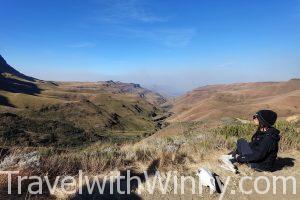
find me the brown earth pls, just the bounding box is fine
[169,79,300,123]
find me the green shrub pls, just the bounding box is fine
[213,123,256,140]
[275,121,300,150]
[213,121,300,151]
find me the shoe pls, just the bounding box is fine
[219,155,237,173]
[219,164,235,173]
[220,154,237,163]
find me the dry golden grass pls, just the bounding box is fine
[33,120,299,179]
[1,120,299,199]
[169,79,300,122]
[1,91,65,110]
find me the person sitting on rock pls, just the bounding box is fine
[220,110,280,172]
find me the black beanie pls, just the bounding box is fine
[256,110,277,127]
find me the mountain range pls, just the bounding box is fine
[169,79,300,122]
[1,54,299,146]
[0,55,167,146]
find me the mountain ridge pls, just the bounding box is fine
[0,55,35,82]
[169,79,300,122]
[0,55,168,147]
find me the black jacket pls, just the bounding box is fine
[237,127,280,170]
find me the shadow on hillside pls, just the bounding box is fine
[271,157,295,172]
[0,95,14,107]
[0,75,41,95]
[71,159,160,200]
[0,148,10,161]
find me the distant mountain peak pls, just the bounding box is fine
[0,54,35,82]
[290,78,300,81]
[0,54,9,67]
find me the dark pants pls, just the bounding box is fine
[237,138,253,156]
[235,139,265,170]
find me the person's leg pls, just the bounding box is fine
[237,138,253,156]
[219,138,253,173]
[248,163,264,172]
[226,138,248,157]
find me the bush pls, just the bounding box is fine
[213,121,300,151]
[275,121,300,150]
[213,123,256,140]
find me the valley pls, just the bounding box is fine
[0,55,300,200]
[0,55,168,147]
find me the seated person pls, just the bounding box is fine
[220,110,280,172]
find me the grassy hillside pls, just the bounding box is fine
[169,79,300,122]
[0,56,167,147]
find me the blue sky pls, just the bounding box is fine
[1,0,300,92]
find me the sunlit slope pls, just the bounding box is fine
[0,55,167,146]
[169,79,300,122]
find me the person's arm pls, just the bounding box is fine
[236,135,272,163]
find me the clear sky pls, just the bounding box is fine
[1,0,300,92]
